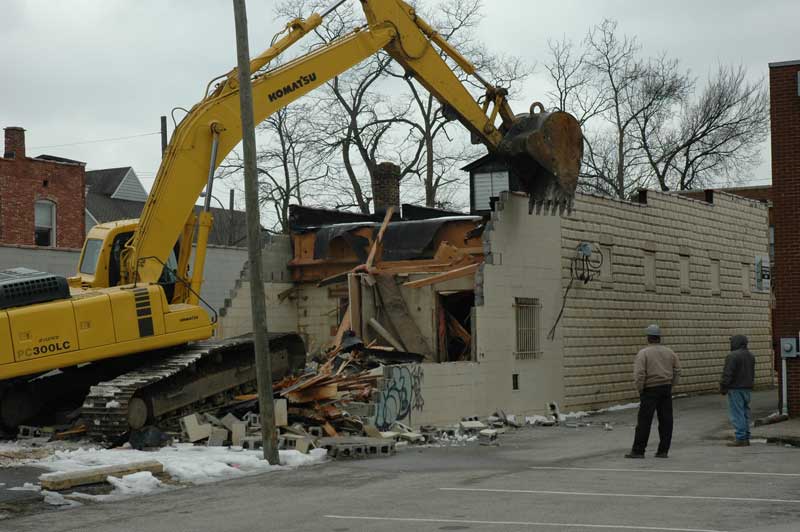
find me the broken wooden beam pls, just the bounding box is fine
[365,206,394,269]
[368,318,406,352]
[39,460,164,491]
[285,384,339,404]
[402,263,480,289]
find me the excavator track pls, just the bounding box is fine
[81,334,304,443]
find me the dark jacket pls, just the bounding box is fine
[720,335,756,393]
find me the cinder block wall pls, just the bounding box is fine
[215,235,299,338]
[770,60,800,416]
[476,192,566,416]
[561,191,772,410]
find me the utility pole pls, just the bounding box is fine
[229,188,235,247]
[232,0,279,465]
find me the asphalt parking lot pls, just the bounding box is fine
[4,390,798,532]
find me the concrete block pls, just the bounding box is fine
[459,420,487,431]
[397,431,425,443]
[181,414,213,442]
[243,412,261,430]
[207,427,229,447]
[221,413,241,431]
[241,436,262,450]
[274,399,288,427]
[307,426,324,438]
[282,434,314,453]
[344,401,375,417]
[231,421,247,446]
[203,413,224,427]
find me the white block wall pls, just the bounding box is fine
[560,191,772,410]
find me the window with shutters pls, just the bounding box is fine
[473,171,509,211]
[514,297,541,360]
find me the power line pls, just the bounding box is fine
[30,131,160,149]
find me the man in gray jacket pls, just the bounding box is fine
[720,335,756,447]
[625,324,681,459]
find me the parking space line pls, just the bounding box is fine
[325,514,729,532]
[440,487,800,504]
[528,466,800,477]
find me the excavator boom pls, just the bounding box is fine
[128,0,583,285]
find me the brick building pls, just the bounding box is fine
[770,59,800,416]
[0,126,86,249]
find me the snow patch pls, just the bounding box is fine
[599,402,640,412]
[8,482,41,492]
[36,444,328,489]
[42,490,82,509]
[525,415,553,425]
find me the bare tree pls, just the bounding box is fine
[275,0,413,214]
[385,0,531,208]
[218,102,329,233]
[545,20,767,198]
[275,0,530,212]
[636,64,769,191]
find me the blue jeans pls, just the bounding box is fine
[727,389,752,441]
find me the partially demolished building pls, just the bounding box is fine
[218,189,772,426]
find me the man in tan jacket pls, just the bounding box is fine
[625,324,681,459]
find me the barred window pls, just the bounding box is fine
[515,297,541,360]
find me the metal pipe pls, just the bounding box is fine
[783,357,789,416]
[203,128,221,212]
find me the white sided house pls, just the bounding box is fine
[218,190,772,426]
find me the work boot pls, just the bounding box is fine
[726,439,750,447]
[624,452,645,459]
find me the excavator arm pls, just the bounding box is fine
[127,0,582,286]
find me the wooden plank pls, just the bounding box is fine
[365,206,394,269]
[347,273,362,338]
[332,307,351,349]
[234,393,258,402]
[52,425,87,441]
[447,314,471,344]
[368,318,406,352]
[322,422,339,437]
[374,262,455,274]
[286,384,339,404]
[402,263,479,289]
[40,460,164,491]
[374,274,432,358]
[279,373,329,397]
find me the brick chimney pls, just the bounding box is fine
[372,162,400,215]
[3,127,26,159]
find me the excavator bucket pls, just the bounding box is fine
[498,103,583,215]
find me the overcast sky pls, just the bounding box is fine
[3,0,797,198]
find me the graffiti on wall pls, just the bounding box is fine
[374,365,424,430]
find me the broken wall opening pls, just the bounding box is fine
[438,290,474,362]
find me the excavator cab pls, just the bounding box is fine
[77,221,180,302]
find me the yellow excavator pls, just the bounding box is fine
[0,0,582,440]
